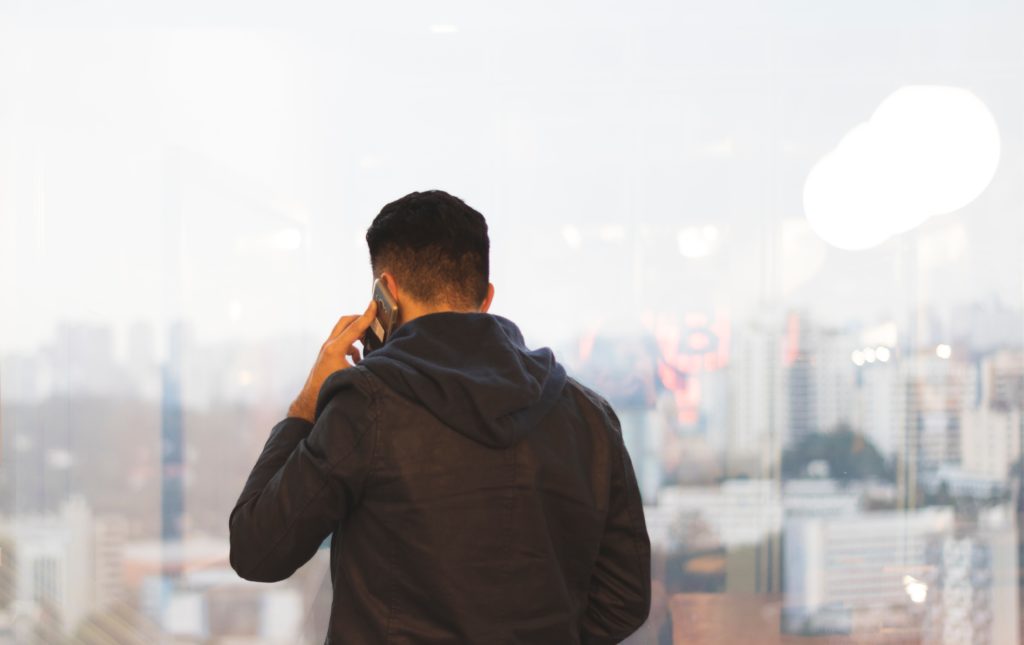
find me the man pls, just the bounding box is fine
[229,189,651,644]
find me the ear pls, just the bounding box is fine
[381,271,400,304]
[479,283,495,313]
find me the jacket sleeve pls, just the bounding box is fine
[581,402,652,645]
[228,372,376,583]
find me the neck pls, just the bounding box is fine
[399,302,480,327]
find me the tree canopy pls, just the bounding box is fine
[782,425,892,483]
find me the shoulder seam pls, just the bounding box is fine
[565,376,617,427]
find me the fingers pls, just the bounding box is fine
[324,299,378,354]
[336,299,378,346]
[326,300,378,344]
[323,336,363,366]
[346,344,361,364]
[328,314,361,341]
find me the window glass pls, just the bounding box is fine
[1,2,1022,642]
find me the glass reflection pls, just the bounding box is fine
[2,1,1023,643]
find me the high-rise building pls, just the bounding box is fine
[658,480,783,550]
[922,506,1019,645]
[726,316,786,476]
[853,356,904,458]
[961,406,1021,481]
[92,514,130,610]
[617,406,663,505]
[904,351,972,475]
[784,507,955,636]
[978,349,1024,409]
[124,320,161,401]
[783,313,857,443]
[959,348,1024,480]
[5,494,99,638]
[160,320,186,569]
[0,353,43,404]
[44,322,122,398]
[656,479,783,592]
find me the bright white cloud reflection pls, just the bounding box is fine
[803,85,1000,251]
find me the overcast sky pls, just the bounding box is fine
[2,0,1022,358]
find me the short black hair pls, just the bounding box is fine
[365,190,490,309]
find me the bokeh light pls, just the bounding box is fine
[803,86,1000,250]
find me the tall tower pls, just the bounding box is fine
[160,326,185,547]
[160,147,186,588]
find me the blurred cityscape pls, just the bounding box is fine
[2,0,1022,640]
[1,297,1021,643]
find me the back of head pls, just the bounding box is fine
[365,189,490,310]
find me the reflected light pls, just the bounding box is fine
[936,344,952,359]
[804,85,1000,250]
[863,347,877,363]
[903,575,928,604]
[851,350,865,366]
[562,225,582,249]
[876,346,891,362]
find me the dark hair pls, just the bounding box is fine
[365,190,490,309]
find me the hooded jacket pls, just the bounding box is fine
[229,312,651,644]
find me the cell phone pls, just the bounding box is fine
[362,278,399,355]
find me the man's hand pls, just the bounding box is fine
[287,299,377,422]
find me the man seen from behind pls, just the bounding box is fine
[228,189,652,644]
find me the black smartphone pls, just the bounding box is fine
[362,278,399,355]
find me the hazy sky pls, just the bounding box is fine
[2,0,1022,358]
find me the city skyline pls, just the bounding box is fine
[4,0,1024,642]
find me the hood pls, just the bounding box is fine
[356,311,567,449]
